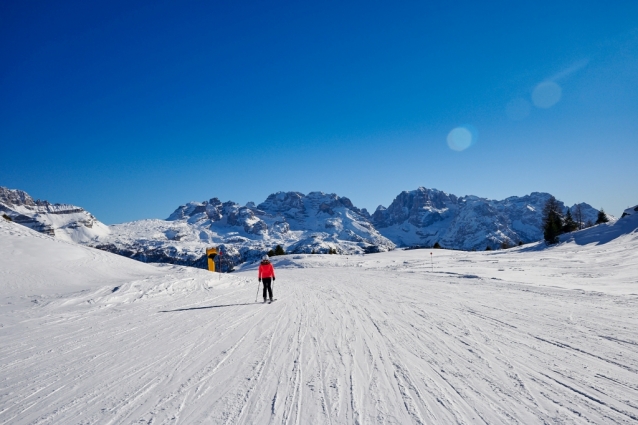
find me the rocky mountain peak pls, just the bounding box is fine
[0,186,36,207]
[372,187,458,228]
[257,191,305,214]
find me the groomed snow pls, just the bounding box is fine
[1,216,638,424]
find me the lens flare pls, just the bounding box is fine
[532,81,562,108]
[447,126,475,151]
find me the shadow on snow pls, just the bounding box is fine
[160,302,260,312]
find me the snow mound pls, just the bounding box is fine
[621,204,638,218]
[558,209,638,246]
[0,219,163,299]
[0,219,240,304]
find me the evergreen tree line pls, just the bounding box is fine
[542,196,608,244]
[310,247,338,254]
[267,244,286,257]
[268,245,338,256]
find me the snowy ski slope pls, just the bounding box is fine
[1,215,637,424]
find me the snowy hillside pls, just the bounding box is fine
[1,204,638,424]
[0,219,167,301]
[95,191,395,268]
[373,187,605,250]
[0,186,109,243]
[556,203,638,248]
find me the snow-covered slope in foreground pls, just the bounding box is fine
[1,215,638,424]
[0,219,168,300]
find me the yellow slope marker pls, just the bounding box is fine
[206,247,217,272]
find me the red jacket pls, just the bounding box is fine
[258,261,275,279]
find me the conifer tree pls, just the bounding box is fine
[274,245,286,256]
[2,214,11,222]
[267,249,275,257]
[562,207,578,233]
[595,208,609,224]
[433,242,441,249]
[542,196,563,244]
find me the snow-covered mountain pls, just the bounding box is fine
[372,187,606,250]
[2,185,615,267]
[0,186,109,243]
[94,191,395,268]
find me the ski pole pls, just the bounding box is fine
[255,281,261,302]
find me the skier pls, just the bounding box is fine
[258,255,276,303]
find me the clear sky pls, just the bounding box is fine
[1,1,637,224]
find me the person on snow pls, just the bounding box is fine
[258,255,276,302]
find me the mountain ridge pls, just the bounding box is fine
[0,186,109,242]
[1,185,619,267]
[372,187,604,250]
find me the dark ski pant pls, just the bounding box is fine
[262,278,273,300]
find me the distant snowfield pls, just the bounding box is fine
[1,217,638,424]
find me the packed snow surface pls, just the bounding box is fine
[1,215,638,424]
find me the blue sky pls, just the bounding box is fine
[1,1,637,223]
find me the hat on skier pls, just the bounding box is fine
[262,255,270,261]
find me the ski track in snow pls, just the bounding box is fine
[2,246,638,424]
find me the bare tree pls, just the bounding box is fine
[575,204,584,230]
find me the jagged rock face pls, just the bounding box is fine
[9,214,56,236]
[373,188,605,250]
[0,186,109,242]
[373,188,458,228]
[257,191,370,222]
[257,192,305,217]
[226,207,268,236]
[0,187,37,207]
